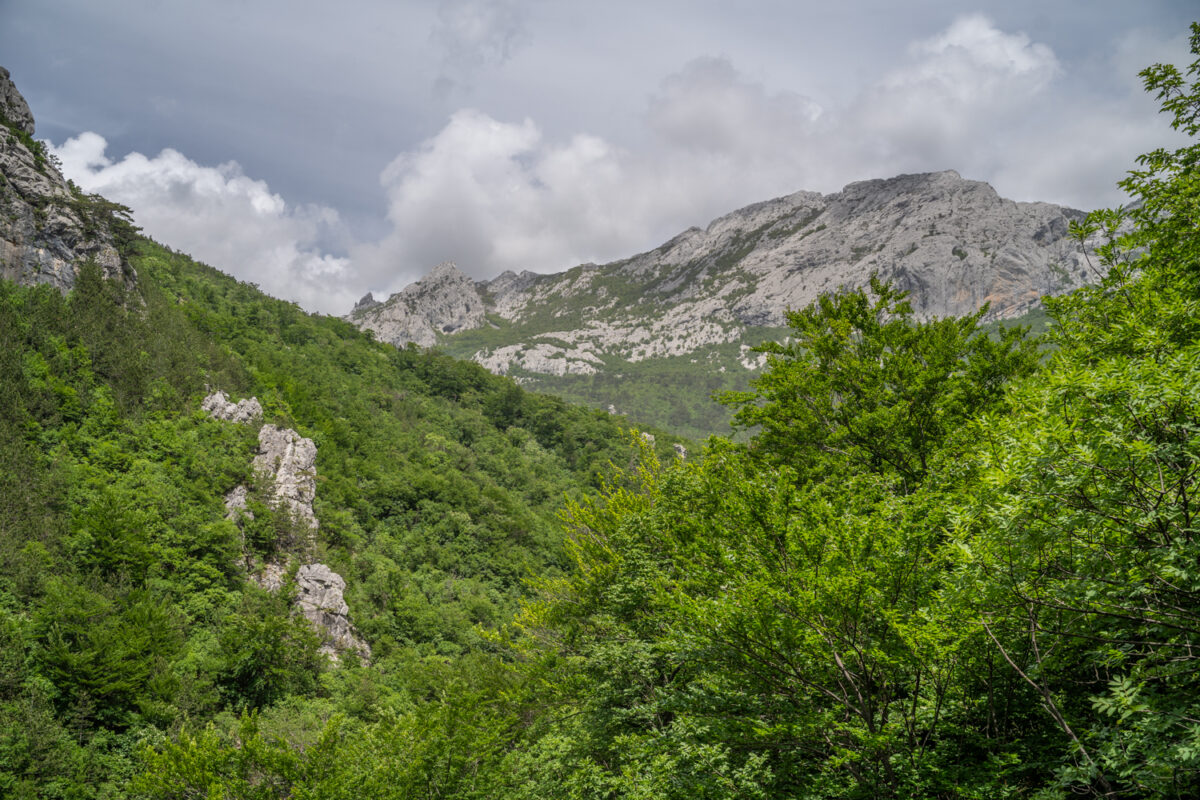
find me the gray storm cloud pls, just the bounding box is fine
[432,0,532,96]
[356,15,1181,297]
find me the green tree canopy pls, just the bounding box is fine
[723,275,1038,490]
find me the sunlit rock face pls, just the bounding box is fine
[349,171,1096,378]
[253,424,319,534]
[0,66,133,292]
[202,390,263,424]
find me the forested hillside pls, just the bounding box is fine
[0,228,674,796]
[2,23,1200,800]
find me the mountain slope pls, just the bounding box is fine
[0,66,680,797]
[0,231,677,797]
[351,170,1096,438]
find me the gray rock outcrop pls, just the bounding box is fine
[201,392,315,534]
[252,561,286,592]
[223,484,253,523]
[0,66,133,292]
[203,391,263,532]
[201,394,369,662]
[475,341,603,376]
[0,67,34,135]
[295,563,371,662]
[253,424,319,533]
[202,390,263,424]
[350,261,486,347]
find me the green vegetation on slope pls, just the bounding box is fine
[0,229,673,797]
[496,31,1200,798]
[440,325,792,442]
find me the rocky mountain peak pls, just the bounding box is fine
[349,170,1098,395]
[482,268,540,296]
[0,67,35,135]
[353,291,381,313]
[428,260,470,281]
[350,259,487,347]
[0,66,134,292]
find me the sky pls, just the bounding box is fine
[2,1,1196,314]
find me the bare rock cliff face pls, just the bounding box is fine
[0,68,34,135]
[253,424,319,533]
[295,564,371,662]
[201,392,370,662]
[352,261,485,347]
[349,171,1097,379]
[0,66,133,292]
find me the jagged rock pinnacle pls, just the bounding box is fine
[0,67,35,135]
[349,260,486,347]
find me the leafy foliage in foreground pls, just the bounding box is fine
[497,27,1200,799]
[722,275,1039,488]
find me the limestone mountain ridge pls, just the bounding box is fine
[349,170,1097,385]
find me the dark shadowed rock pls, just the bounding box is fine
[353,291,381,313]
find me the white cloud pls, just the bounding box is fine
[353,109,654,290]
[839,15,1062,178]
[896,14,1059,99]
[51,132,355,314]
[844,15,1187,205]
[648,56,823,157]
[357,59,837,292]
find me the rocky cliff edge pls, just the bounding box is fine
[0,66,135,292]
